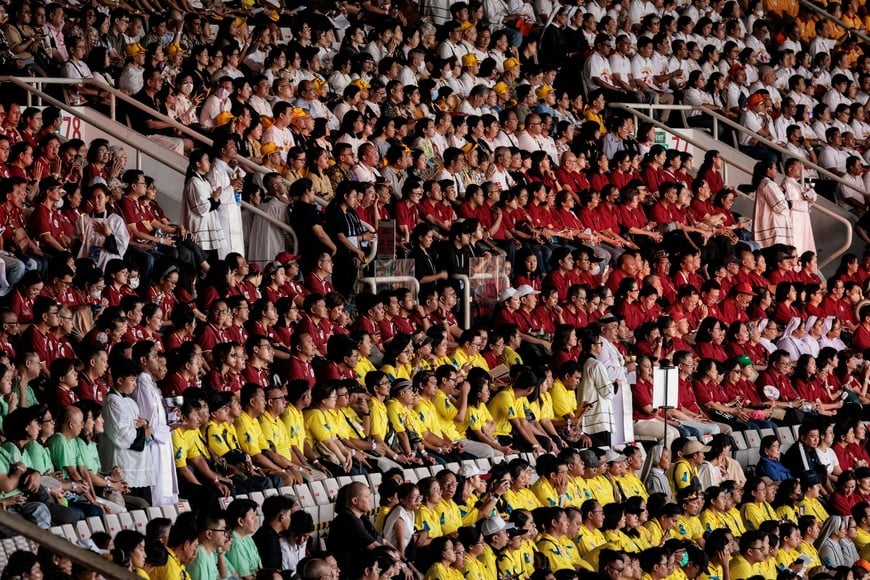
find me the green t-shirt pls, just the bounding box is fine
[46,433,82,477]
[187,545,237,580]
[0,443,21,498]
[24,440,53,475]
[75,438,101,473]
[225,532,261,577]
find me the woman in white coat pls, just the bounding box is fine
[181,149,227,257]
[102,358,154,504]
[752,160,793,248]
[781,158,817,256]
[579,333,616,447]
[132,340,178,507]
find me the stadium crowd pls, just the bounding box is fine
[0,0,866,578]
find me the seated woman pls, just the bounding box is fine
[756,435,794,482]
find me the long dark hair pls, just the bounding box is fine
[751,160,776,188]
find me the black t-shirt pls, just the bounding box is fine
[326,509,378,570]
[290,200,330,266]
[252,525,282,571]
[128,89,171,137]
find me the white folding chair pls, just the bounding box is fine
[323,478,340,502]
[118,512,135,531]
[309,481,330,505]
[146,507,163,521]
[264,488,279,497]
[160,504,178,522]
[132,510,149,534]
[87,516,106,534]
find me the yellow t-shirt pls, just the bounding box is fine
[701,562,724,580]
[577,526,606,557]
[503,346,523,367]
[497,546,524,579]
[615,473,648,501]
[532,477,571,507]
[436,498,463,536]
[415,397,446,438]
[550,379,577,418]
[466,402,494,434]
[280,404,306,451]
[149,547,187,580]
[569,476,594,506]
[527,392,555,423]
[674,514,704,542]
[423,562,463,580]
[856,527,870,560]
[728,554,761,579]
[699,509,729,535]
[797,496,829,521]
[432,390,464,439]
[415,504,443,538]
[479,545,499,580]
[355,356,377,382]
[450,347,490,372]
[537,533,575,572]
[589,475,616,506]
[171,425,207,468]
[234,411,268,456]
[381,363,412,381]
[488,388,525,437]
[258,411,292,458]
[461,554,487,580]
[369,397,389,441]
[740,501,778,531]
[503,487,541,514]
[202,420,240,459]
[303,408,336,444]
[670,459,698,492]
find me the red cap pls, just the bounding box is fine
[275,251,301,264]
[733,283,757,296]
[671,310,688,322]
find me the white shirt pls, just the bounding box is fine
[262,124,295,163]
[819,145,849,173]
[585,52,614,89]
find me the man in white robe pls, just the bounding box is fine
[132,341,178,507]
[206,134,246,259]
[102,359,154,503]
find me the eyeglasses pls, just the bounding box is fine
[210,528,229,534]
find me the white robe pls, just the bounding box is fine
[781,177,816,257]
[182,173,226,253]
[579,356,616,436]
[76,212,129,270]
[133,372,178,506]
[207,158,246,259]
[753,177,793,248]
[102,390,154,489]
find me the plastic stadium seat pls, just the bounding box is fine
[75,521,91,541]
[118,512,135,531]
[264,488,279,498]
[293,484,315,508]
[132,510,148,534]
[350,475,367,485]
[759,428,775,440]
[178,500,192,512]
[730,432,747,450]
[309,481,329,505]
[336,476,353,489]
[414,468,430,481]
[87,516,106,534]
[429,464,444,475]
[744,431,761,448]
[146,507,163,521]
[279,485,295,497]
[318,503,335,526]
[778,427,796,452]
[403,469,418,483]
[324,479,341,502]
[475,458,491,471]
[160,504,178,522]
[49,526,65,538]
[249,491,266,506]
[103,513,121,537]
[367,472,382,490]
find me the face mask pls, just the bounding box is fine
[181,82,193,95]
[679,552,689,567]
[431,90,439,100]
[90,290,102,300]
[216,87,230,100]
[443,70,452,79]
[54,199,63,209]
[129,277,140,290]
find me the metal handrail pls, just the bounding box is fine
[0,511,138,579]
[795,0,870,45]
[68,76,379,263]
[613,102,870,198]
[610,103,854,269]
[359,276,421,297]
[4,76,302,254]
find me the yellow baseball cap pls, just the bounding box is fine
[166,42,184,56]
[350,78,370,90]
[291,107,311,120]
[214,111,236,127]
[493,81,510,95]
[461,53,478,67]
[125,43,144,57]
[535,84,553,99]
[261,142,280,155]
[504,57,520,70]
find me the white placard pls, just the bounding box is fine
[652,367,679,408]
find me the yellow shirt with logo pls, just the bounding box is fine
[537,533,576,571]
[741,501,778,531]
[368,397,389,441]
[550,379,577,418]
[435,498,462,535]
[488,388,525,437]
[258,411,292,459]
[797,496,829,521]
[415,397,446,439]
[577,526,606,557]
[171,425,208,468]
[674,514,704,542]
[280,404,306,451]
[615,473,648,501]
[202,420,240,459]
[503,487,542,514]
[415,504,443,538]
[432,390,464,439]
